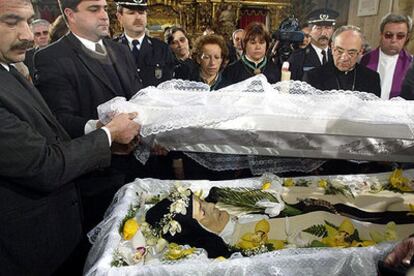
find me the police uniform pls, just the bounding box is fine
[288,8,338,80]
[289,44,333,80]
[114,0,175,88]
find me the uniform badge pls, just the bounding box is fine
[155,65,162,79]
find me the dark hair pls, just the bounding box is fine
[57,0,81,21]
[193,34,229,65]
[242,22,271,53]
[166,26,188,45]
[145,192,231,258]
[48,15,69,43]
[57,0,81,11]
[380,13,413,33]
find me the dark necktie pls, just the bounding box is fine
[321,49,327,65]
[9,65,31,88]
[95,43,106,55]
[132,39,140,65]
[9,65,58,122]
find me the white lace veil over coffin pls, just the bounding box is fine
[98,75,414,174]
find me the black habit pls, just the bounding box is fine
[303,61,381,97]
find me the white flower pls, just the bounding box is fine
[168,220,182,236]
[155,238,168,253]
[170,199,188,215]
[256,199,285,217]
[174,183,191,197]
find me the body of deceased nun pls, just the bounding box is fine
[145,186,414,258]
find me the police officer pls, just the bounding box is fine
[115,0,175,87]
[288,8,338,80]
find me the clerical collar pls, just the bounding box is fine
[334,63,357,91]
[0,62,9,71]
[72,32,104,52]
[124,33,145,50]
[335,64,356,75]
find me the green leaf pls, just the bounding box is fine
[345,229,362,243]
[214,187,302,216]
[303,224,327,238]
[309,240,329,248]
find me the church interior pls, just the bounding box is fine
[32,0,414,53]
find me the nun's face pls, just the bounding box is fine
[192,196,229,234]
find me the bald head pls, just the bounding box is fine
[331,26,364,72]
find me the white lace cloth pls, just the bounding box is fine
[97,76,414,172]
[84,174,403,276]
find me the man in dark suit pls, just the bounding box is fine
[34,0,145,233]
[288,8,338,80]
[0,1,140,274]
[303,25,381,96]
[227,28,245,64]
[23,19,50,79]
[114,0,175,88]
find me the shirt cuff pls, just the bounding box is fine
[101,127,112,146]
[85,119,99,135]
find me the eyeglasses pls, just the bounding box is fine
[200,53,222,62]
[34,31,49,37]
[383,32,407,40]
[333,47,360,58]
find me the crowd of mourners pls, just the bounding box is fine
[1,0,414,275]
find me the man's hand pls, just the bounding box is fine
[384,237,414,267]
[105,113,140,144]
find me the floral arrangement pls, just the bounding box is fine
[233,217,398,256]
[261,168,414,198]
[303,219,398,248]
[112,183,199,267]
[232,219,285,256]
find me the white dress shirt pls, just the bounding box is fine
[311,43,329,65]
[378,49,398,100]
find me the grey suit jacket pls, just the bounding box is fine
[0,67,111,275]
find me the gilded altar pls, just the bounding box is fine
[107,0,297,41]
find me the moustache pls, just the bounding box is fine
[318,36,329,41]
[11,40,34,51]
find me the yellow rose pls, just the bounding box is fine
[261,182,272,190]
[283,178,295,187]
[255,219,270,234]
[390,169,412,192]
[123,218,139,240]
[338,219,355,235]
[318,179,328,189]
